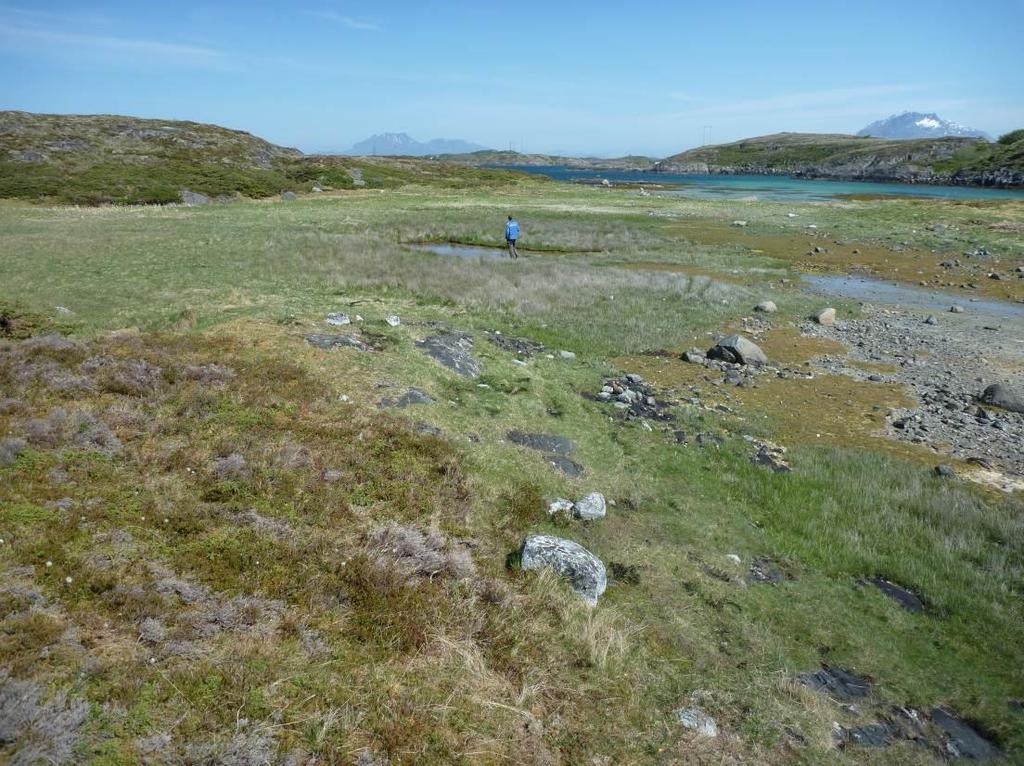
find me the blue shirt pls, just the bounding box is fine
[505,220,520,240]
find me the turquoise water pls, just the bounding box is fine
[493,165,1024,202]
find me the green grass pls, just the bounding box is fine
[1,179,1023,764]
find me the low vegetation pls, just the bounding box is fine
[2,161,1023,763]
[0,111,530,204]
[658,131,1024,184]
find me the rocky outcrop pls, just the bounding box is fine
[654,132,1024,188]
[416,332,481,378]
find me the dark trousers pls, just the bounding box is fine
[506,239,519,258]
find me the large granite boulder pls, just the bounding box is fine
[520,535,606,606]
[706,335,767,366]
[979,383,1024,414]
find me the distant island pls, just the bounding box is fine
[437,150,657,171]
[655,131,1024,188]
[345,133,487,157]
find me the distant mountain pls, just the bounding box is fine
[347,132,487,156]
[857,112,990,141]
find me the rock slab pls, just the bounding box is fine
[520,535,606,606]
[416,333,481,378]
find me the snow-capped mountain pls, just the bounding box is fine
[346,132,487,156]
[856,112,990,140]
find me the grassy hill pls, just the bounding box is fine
[657,131,1024,186]
[0,112,530,204]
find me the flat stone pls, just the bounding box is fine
[841,722,898,748]
[929,708,1001,760]
[416,332,481,378]
[544,454,584,477]
[520,534,606,606]
[867,577,925,613]
[305,334,370,352]
[507,431,575,456]
[798,665,871,700]
[379,388,434,409]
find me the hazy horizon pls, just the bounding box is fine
[2,1,1022,157]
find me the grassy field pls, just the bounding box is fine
[2,179,1023,764]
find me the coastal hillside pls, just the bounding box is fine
[438,149,657,171]
[0,112,528,204]
[656,131,1024,187]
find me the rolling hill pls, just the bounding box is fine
[0,111,530,204]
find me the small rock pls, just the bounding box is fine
[815,307,837,326]
[924,315,937,325]
[681,350,706,364]
[281,191,298,201]
[950,305,964,313]
[675,707,718,738]
[573,492,606,520]
[934,464,956,478]
[326,313,350,326]
[732,220,747,227]
[558,350,576,360]
[385,315,401,327]
[547,498,574,516]
[180,189,209,206]
[520,535,606,606]
[755,300,777,313]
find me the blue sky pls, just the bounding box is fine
[2,1,1022,156]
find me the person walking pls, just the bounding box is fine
[505,215,520,259]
